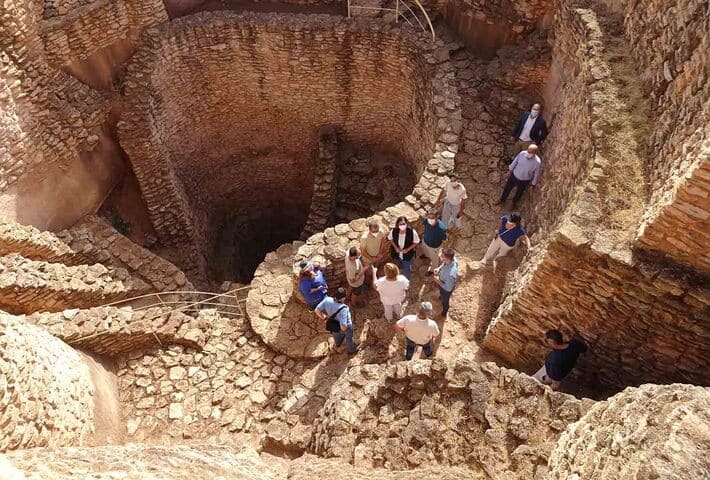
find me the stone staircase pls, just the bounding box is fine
[300,129,340,240]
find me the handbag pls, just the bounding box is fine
[325,305,347,333]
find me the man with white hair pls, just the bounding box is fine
[394,302,440,360]
[498,144,542,207]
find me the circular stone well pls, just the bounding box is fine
[119,12,461,358]
[119,12,441,282]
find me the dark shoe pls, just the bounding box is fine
[441,311,448,317]
[425,271,434,277]
[348,345,361,355]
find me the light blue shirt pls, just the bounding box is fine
[315,296,352,329]
[438,260,458,292]
[509,151,542,185]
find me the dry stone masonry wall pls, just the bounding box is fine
[481,1,710,392]
[0,313,95,452]
[623,0,710,274]
[118,13,438,275]
[26,306,206,356]
[310,358,593,479]
[0,253,150,314]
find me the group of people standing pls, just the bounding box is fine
[294,103,586,387]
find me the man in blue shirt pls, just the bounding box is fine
[533,329,587,390]
[498,144,542,207]
[297,261,328,310]
[315,288,359,355]
[475,213,531,268]
[432,248,458,317]
[421,210,447,276]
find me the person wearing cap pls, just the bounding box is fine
[431,248,458,317]
[360,219,389,284]
[441,173,467,229]
[421,209,447,276]
[394,302,440,360]
[475,213,531,267]
[315,287,360,355]
[297,260,328,310]
[345,246,367,308]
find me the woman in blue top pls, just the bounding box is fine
[297,260,328,310]
[477,213,531,266]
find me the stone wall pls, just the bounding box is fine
[300,128,341,240]
[546,383,710,479]
[39,0,168,88]
[0,219,88,265]
[622,0,709,274]
[0,0,125,230]
[62,215,193,293]
[484,233,709,389]
[310,358,593,478]
[26,306,206,356]
[481,3,708,391]
[118,13,438,274]
[0,253,150,314]
[442,0,553,58]
[0,313,95,451]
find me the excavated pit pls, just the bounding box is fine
[118,13,436,283]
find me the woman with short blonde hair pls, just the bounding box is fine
[375,262,410,321]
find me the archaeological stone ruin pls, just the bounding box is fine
[0,0,708,478]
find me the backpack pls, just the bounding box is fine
[325,305,348,333]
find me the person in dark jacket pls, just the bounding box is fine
[387,216,419,280]
[533,329,587,390]
[511,103,548,155]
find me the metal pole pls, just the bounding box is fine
[396,0,399,22]
[347,0,351,17]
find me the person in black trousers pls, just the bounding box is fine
[498,144,542,206]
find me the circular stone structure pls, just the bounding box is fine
[119,12,444,280]
[245,34,461,358]
[119,12,462,358]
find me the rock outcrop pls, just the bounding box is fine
[546,384,710,480]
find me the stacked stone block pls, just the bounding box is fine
[481,2,709,391]
[622,0,710,274]
[0,313,95,452]
[118,13,441,273]
[0,253,150,314]
[300,128,341,240]
[27,306,206,356]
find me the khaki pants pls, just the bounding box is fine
[420,240,440,272]
[442,200,462,228]
[383,303,402,321]
[482,237,514,263]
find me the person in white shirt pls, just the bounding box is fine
[441,174,467,229]
[374,262,410,321]
[395,302,440,360]
[344,246,367,308]
[387,216,419,280]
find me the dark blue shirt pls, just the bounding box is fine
[545,339,587,381]
[298,270,327,309]
[498,216,526,247]
[423,220,447,248]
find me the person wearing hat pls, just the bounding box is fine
[394,302,440,360]
[297,260,328,310]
